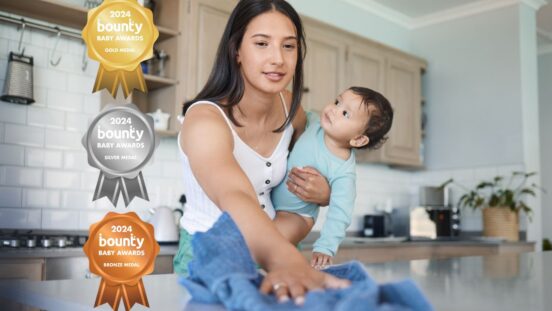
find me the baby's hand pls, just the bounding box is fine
[311,252,333,270]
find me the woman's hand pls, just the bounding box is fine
[286,166,330,206]
[260,257,349,305]
[311,252,333,270]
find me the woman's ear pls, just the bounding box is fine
[350,135,369,148]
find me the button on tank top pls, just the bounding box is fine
[178,94,293,233]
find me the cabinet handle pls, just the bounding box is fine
[303,87,310,93]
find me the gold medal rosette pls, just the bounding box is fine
[82,0,159,98]
[84,212,160,311]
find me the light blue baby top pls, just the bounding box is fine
[272,112,356,256]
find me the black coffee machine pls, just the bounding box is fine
[362,214,392,237]
[419,186,460,237]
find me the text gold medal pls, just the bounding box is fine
[82,0,159,98]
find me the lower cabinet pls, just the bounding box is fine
[0,259,43,311]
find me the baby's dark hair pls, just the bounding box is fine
[349,86,393,150]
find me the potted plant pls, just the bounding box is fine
[440,172,544,241]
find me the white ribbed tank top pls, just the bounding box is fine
[178,94,293,233]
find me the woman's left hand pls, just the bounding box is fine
[286,166,330,206]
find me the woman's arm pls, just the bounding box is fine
[287,94,331,206]
[181,105,348,303]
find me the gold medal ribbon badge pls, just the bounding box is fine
[82,0,159,98]
[84,212,160,311]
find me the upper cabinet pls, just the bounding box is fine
[184,0,237,98]
[302,17,426,167]
[380,54,423,166]
[302,22,346,113]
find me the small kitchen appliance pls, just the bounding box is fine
[362,214,392,238]
[411,186,461,239]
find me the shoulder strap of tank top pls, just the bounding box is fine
[186,101,235,131]
[279,92,289,117]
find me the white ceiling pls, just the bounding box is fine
[371,0,483,18]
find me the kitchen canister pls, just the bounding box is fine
[1,52,35,105]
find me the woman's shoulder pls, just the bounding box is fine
[181,102,230,131]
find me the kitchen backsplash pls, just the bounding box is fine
[0,18,526,233]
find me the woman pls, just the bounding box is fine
[174,0,350,304]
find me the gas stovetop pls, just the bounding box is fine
[0,234,88,249]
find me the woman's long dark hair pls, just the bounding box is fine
[182,0,306,132]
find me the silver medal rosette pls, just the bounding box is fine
[82,103,159,207]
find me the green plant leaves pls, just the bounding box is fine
[442,171,543,220]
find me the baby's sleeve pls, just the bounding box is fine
[312,174,356,256]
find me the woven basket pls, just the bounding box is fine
[482,207,519,241]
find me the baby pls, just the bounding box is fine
[272,86,393,269]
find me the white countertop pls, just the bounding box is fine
[1,251,551,310]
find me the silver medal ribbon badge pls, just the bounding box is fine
[82,103,159,207]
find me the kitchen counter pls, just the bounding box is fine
[0,245,179,259]
[1,251,551,311]
[0,239,534,259]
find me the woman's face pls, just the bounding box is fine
[237,11,298,95]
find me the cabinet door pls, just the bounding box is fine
[302,24,346,113]
[0,259,43,311]
[0,259,43,280]
[186,0,237,97]
[344,41,386,163]
[382,54,422,166]
[345,41,385,93]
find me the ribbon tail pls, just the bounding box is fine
[120,172,149,207]
[93,172,121,207]
[120,66,147,98]
[95,279,122,311]
[93,65,120,98]
[121,279,149,310]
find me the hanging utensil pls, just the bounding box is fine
[81,41,88,72]
[49,28,62,67]
[1,22,35,105]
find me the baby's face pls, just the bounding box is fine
[320,90,370,146]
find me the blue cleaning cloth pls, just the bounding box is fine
[179,213,433,311]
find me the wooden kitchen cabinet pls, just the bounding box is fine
[301,16,426,167]
[0,259,43,311]
[301,21,347,113]
[358,53,424,166]
[184,0,237,98]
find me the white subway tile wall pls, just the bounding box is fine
[5,123,45,147]
[4,167,43,187]
[0,18,530,233]
[27,106,65,129]
[22,189,61,208]
[0,144,24,166]
[0,123,4,143]
[25,148,63,168]
[0,18,185,230]
[0,208,41,229]
[41,209,79,230]
[0,187,22,207]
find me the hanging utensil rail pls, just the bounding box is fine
[0,13,82,40]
